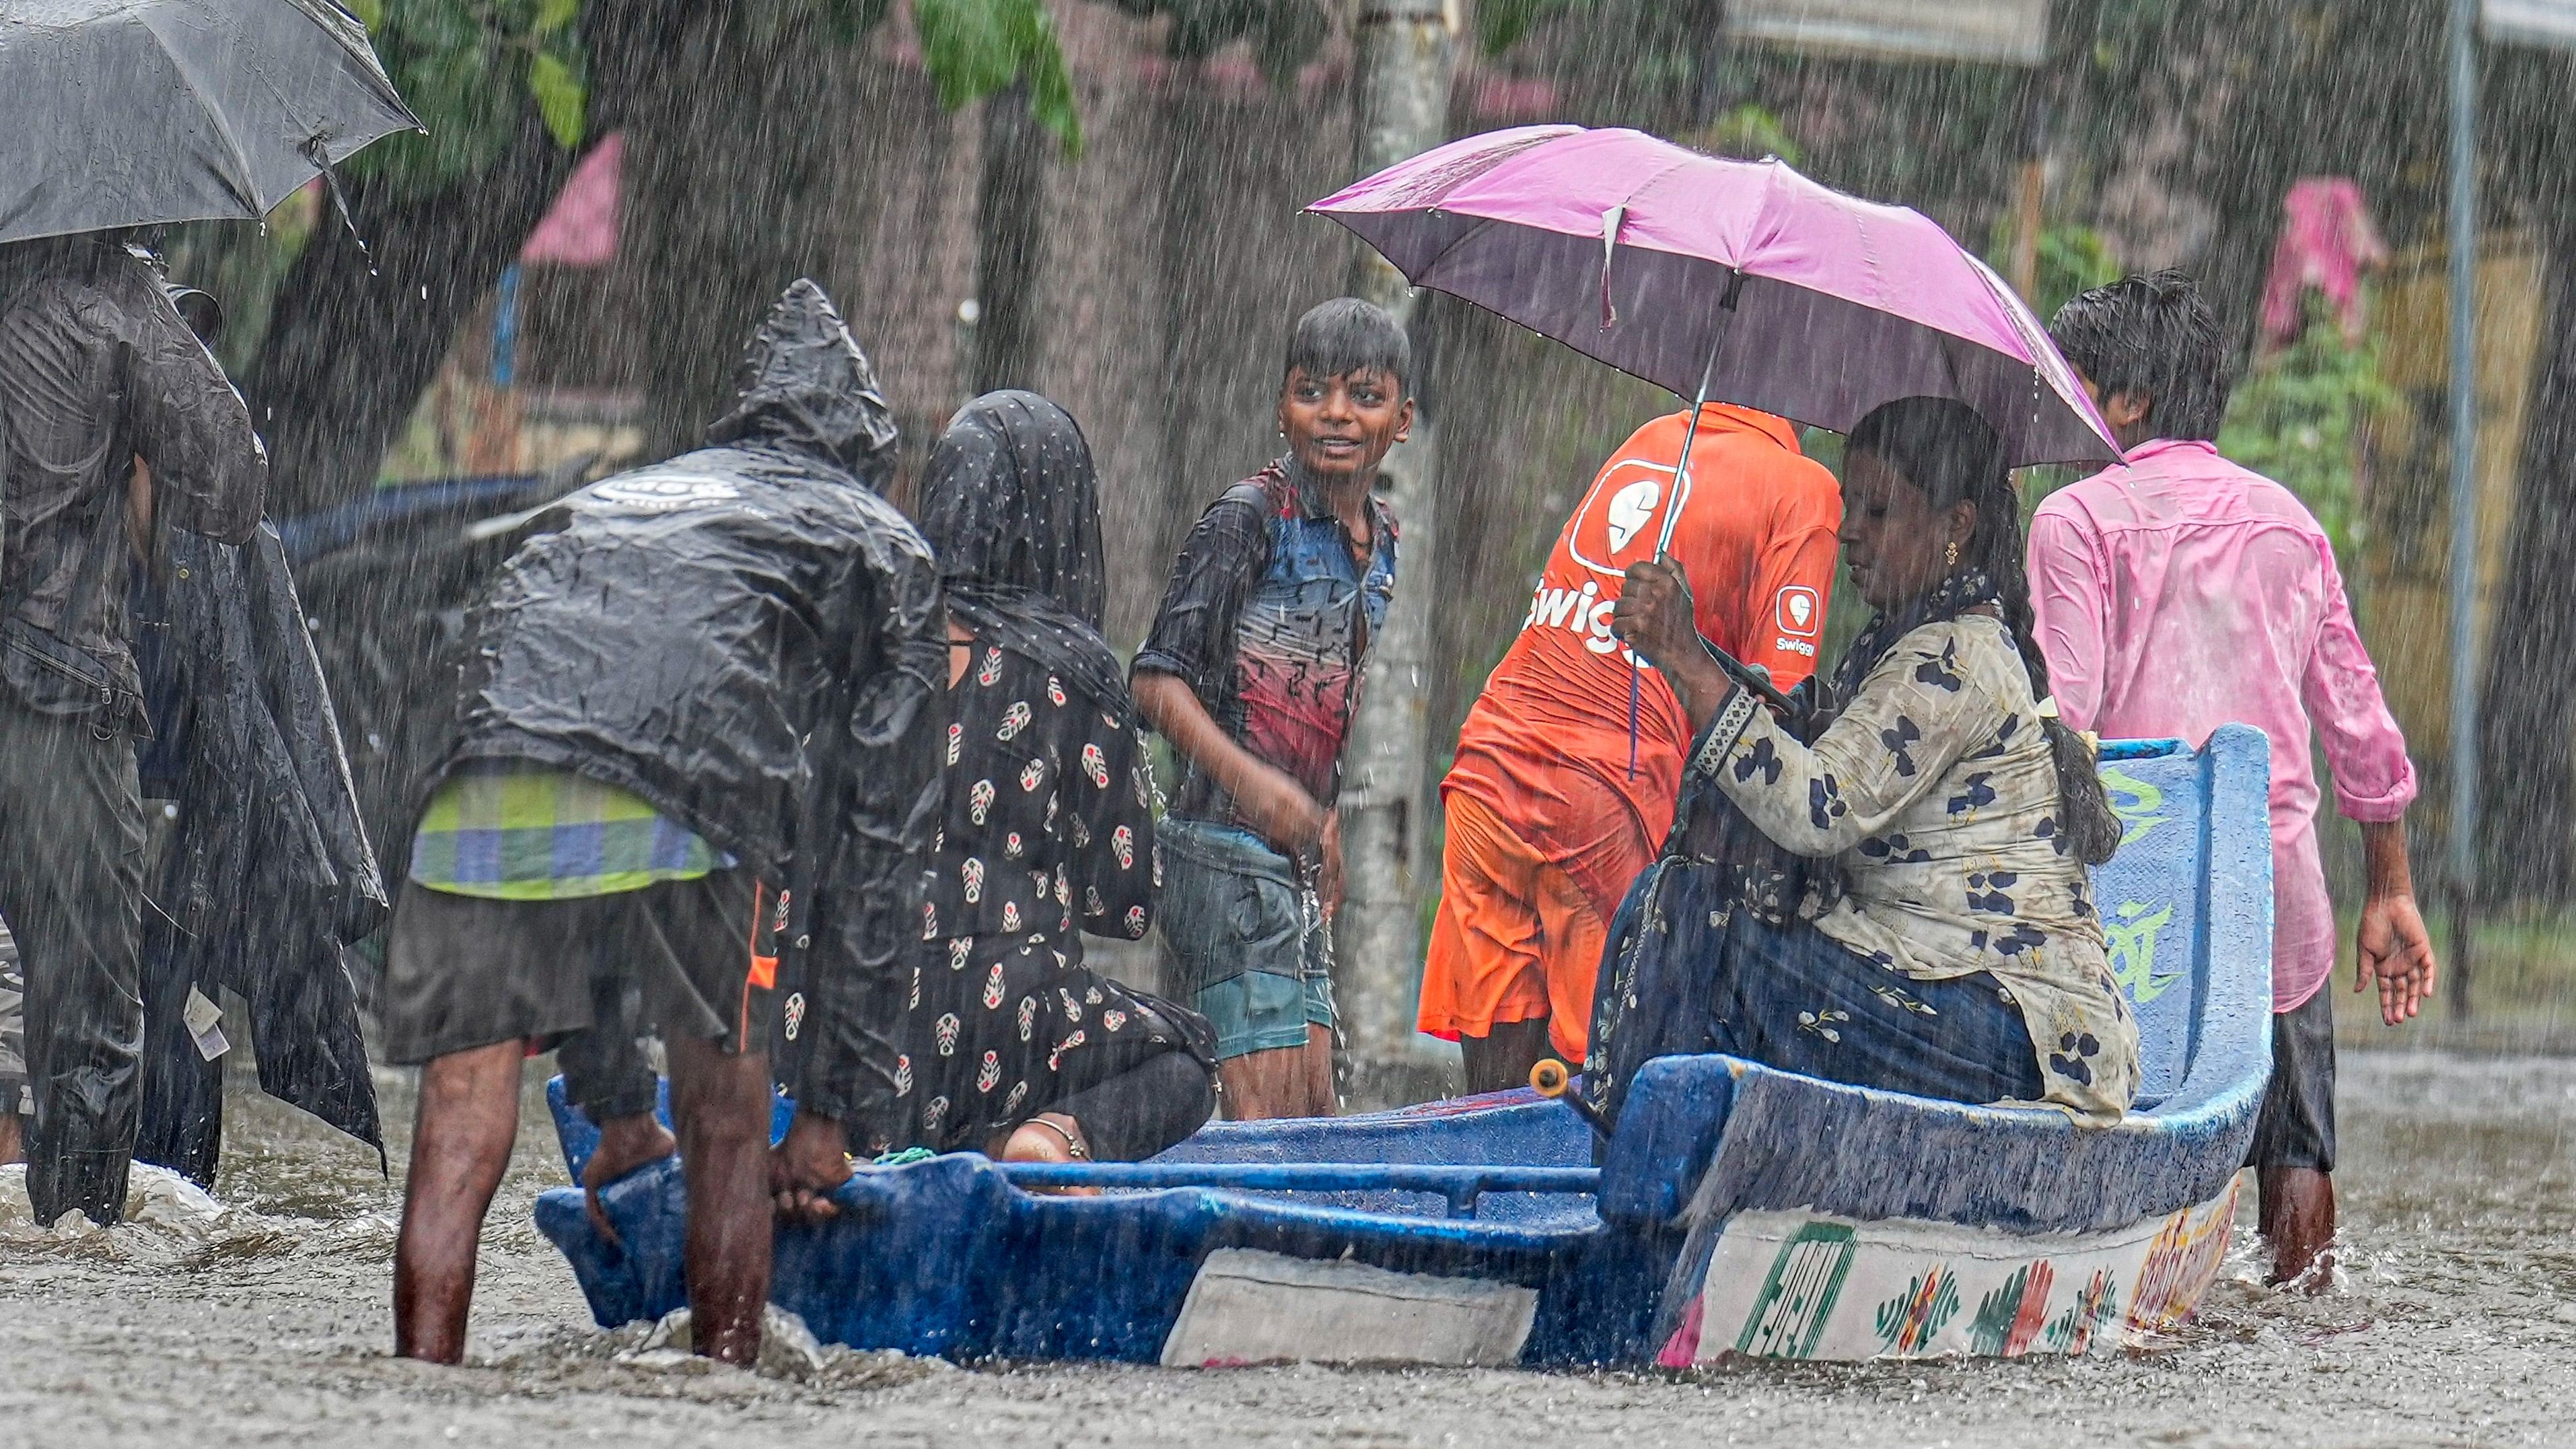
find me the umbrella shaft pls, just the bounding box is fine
[1651,287,1737,563]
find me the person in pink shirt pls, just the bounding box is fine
[2031,271,2439,1287]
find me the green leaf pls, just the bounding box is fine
[534,0,581,36]
[527,50,587,150]
[1024,19,1082,155]
[915,0,1084,155]
[1476,0,1590,55]
[915,0,1022,110]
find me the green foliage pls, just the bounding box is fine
[1701,103,1799,165]
[1984,219,2120,323]
[916,0,1083,154]
[2217,295,2395,561]
[341,0,587,193]
[1112,0,1329,85]
[1474,0,1592,55]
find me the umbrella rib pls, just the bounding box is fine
[134,8,270,216]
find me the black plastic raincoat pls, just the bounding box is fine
[0,235,265,717]
[434,280,945,1123]
[135,524,388,1182]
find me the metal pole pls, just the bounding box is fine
[2445,0,2480,1011]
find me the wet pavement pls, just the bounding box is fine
[1,1048,2568,1447]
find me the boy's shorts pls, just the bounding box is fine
[1157,817,1334,1061]
[380,870,778,1067]
[2245,982,2336,1174]
[1417,792,1610,1064]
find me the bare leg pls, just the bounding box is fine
[0,1112,22,1166]
[1217,1043,1311,1121]
[1460,1018,1555,1096]
[1301,1023,1337,1117]
[2258,1166,2337,1289]
[581,1111,676,1246]
[664,1034,773,1366]
[394,1040,524,1364]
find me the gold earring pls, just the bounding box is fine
[1944,541,1959,567]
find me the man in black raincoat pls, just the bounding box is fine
[0,231,266,1226]
[384,279,943,1367]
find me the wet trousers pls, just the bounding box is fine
[1585,859,2041,1128]
[0,695,145,1225]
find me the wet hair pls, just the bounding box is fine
[2046,270,2235,441]
[1847,397,2124,866]
[1283,296,1410,392]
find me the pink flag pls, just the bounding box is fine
[519,131,621,268]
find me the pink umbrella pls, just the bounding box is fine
[1309,124,2118,471]
[1312,124,2120,771]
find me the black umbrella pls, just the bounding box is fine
[0,0,419,244]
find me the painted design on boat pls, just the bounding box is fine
[1731,1221,1857,1360]
[2107,899,2181,1003]
[1674,1176,2239,1363]
[2098,765,2168,845]
[1873,1265,1960,1355]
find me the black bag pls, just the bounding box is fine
[1663,649,1842,927]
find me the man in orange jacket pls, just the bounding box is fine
[1421,404,1842,1093]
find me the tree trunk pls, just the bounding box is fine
[973,83,1050,395]
[242,110,576,518]
[2475,207,2576,905]
[623,3,843,461]
[1334,0,1454,1095]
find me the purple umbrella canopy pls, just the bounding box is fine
[1310,125,2120,468]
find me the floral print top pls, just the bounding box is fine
[1693,612,2137,1123]
[920,641,1158,947]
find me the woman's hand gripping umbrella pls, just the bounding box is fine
[1306,125,2125,763]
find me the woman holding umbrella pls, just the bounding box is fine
[1588,396,2137,1126]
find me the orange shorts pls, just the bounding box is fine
[1417,792,1610,1064]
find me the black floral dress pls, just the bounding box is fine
[891,639,1173,1152]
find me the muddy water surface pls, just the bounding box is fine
[0,1049,2565,1447]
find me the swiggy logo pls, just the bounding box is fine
[1567,456,1688,577]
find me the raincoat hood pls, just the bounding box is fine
[703,279,899,484]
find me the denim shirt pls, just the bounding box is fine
[1134,459,1397,832]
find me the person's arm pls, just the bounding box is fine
[1076,720,1159,941]
[1616,557,1983,857]
[1132,673,1328,857]
[2299,538,2435,1025]
[1129,491,1332,864]
[115,269,264,544]
[777,528,946,1213]
[1723,491,1841,691]
[2024,504,2111,731]
[2355,819,2435,1026]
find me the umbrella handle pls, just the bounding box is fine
[1628,271,1742,781]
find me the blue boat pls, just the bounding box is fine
[538,725,2272,1366]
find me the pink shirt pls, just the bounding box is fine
[2028,439,2418,1012]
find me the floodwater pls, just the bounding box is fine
[0,1049,2567,1447]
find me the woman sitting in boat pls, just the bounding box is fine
[898,390,1219,1167]
[1589,395,2137,1126]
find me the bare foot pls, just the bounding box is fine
[999,1113,1096,1195]
[769,1112,852,1223]
[582,1111,676,1248]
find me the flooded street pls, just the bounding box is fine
[0,1047,2559,1446]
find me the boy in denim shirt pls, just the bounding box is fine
[1133,299,1411,1119]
